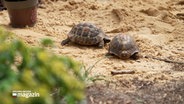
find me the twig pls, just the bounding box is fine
[145,56,184,64]
[111,70,135,75]
[176,1,184,5]
[176,13,184,20]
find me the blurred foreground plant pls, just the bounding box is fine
[0,27,85,104]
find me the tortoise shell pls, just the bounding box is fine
[108,34,139,60]
[61,23,110,48]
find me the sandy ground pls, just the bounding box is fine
[0,0,184,104]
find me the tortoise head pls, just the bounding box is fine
[103,35,111,43]
[99,30,110,43]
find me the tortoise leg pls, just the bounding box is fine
[105,52,113,56]
[61,38,70,46]
[130,53,140,60]
[105,50,115,58]
[98,41,104,48]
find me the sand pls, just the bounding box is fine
[0,0,184,103]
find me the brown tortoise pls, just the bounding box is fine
[61,23,110,48]
[108,34,184,64]
[108,34,139,60]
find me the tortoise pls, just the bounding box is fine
[107,34,139,60]
[61,23,110,48]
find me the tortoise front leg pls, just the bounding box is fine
[61,38,70,45]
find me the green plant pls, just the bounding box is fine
[0,27,85,104]
[41,38,54,47]
[81,57,107,83]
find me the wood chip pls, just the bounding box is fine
[111,70,135,75]
[112,9,128,22]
